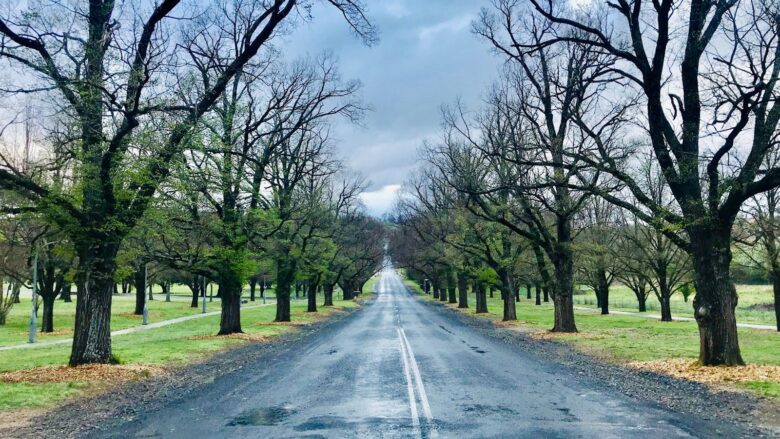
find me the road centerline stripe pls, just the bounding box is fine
[398,327,422,437]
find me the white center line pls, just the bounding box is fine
[398,327,422,438]
[399,327,438,438]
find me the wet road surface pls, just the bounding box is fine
[96,267,739,438]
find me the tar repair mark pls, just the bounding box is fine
[226,405,297,426]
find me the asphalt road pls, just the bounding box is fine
[96,267,740,438]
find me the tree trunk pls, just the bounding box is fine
[597,269,609,314]
[60,283,72,302]
[475,283,488,314]
[535,284,541,306]
[189,279,200,308]
[218,279,243,335]
[432,284,439,300]
[489,286,494,298]
[41,294,55,333]
[499,270,516,321]
[774,277,780,332]
[660,295,672,322]
[448,287,457,304]
[457,273,469,309]
[690,231,743,365]
[324,283,334,307]
[249,278,257,302]
[69,249,118,365]
[133,268,146,315]
[637,292,647,313]
[551,253,577,332]
[439,288,447,302]
[526,284,531,299]
[275,259,295,322]
[307,283,318,312]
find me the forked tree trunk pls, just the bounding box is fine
[70,248,118,365]
[637,291,647,313]
[457,273,469,309]
[189,279,200,308]
[323,283,334,307]
[690,231,743,365]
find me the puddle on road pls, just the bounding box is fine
[226,405,297,426]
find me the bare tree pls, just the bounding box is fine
[528,0,780,364]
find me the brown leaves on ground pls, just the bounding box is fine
[524,330,601,340]
[0,364,166,384]
[628,358,780,385]
[187,333,270,342]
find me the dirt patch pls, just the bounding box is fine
[628,358,780,386]
[117,311,164,319]
[0,408,45,437]
[187,333,270,342]
[0,364,166,384]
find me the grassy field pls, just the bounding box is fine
[0,288,362,412]
[572,284,777,326]
[404,279,780,399]
[0,286,276,347]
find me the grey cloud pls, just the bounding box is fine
[284,0,500,214]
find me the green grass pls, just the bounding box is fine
[572,284,777,326]
[740,381,780,398]
[0,382,92,410]
[0,293,358,411]
[404,279,780,366]
[363,273,381,297]
[0,287,281,348]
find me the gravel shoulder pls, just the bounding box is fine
[419,298,780,438]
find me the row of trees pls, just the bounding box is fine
[0,0,382,365]
[392,0,780,366]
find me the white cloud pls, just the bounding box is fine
[359,184,402,216]
[417,15,473,43]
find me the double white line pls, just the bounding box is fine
[397,326,438,438]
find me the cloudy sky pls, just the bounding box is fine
[284,0,501,216]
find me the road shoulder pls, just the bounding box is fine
[416,297,780,438]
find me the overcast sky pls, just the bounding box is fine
[284,0,501,216]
